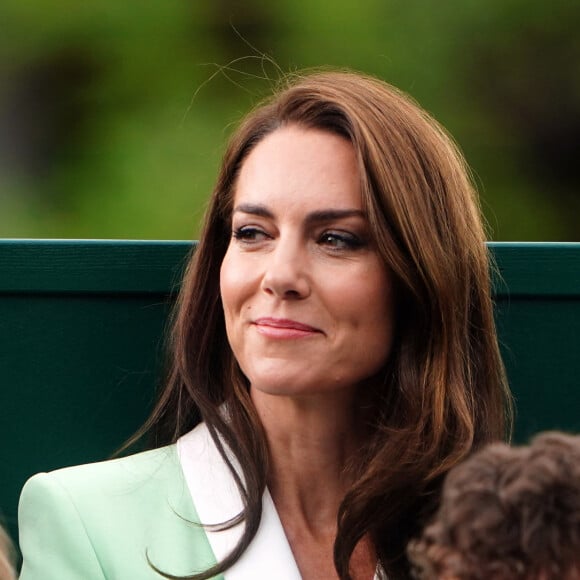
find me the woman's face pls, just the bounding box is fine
[220,125,394,400]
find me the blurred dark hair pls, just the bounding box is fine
[409,432,580,580]
[0,524,16,580]
[133,69,512,579]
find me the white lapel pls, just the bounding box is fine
[177,423,302,579]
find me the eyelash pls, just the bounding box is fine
[318,231,364,250]
[232,227,269,242]
[232,227,364,251]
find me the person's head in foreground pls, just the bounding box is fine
[408,431,580,580]
[142,69,512,579]
[0,524,16,580]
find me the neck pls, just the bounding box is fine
[251,388,363,530]
[249,388,378,579]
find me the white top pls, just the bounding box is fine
[177,423,301,579]
[177,422,382,579]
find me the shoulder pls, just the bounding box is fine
[26,444,179,498]
[21,445,182,527]
[20,443,193,539]
[19,442,219,579]
[19,445,183,552]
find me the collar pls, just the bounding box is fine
[177,423,301,579]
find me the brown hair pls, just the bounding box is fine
[408,432,580,580]
[137,70,512,579]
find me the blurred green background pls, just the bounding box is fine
[0,0,579,241]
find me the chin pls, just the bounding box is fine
[250,380,317,398]
[249,376,356,400]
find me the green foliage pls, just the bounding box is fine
[0,0,578,240]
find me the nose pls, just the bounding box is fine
[260,239,311,300]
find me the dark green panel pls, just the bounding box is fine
[0,292,174,543]
[0,239,192,293]
[496,297,580,441]
[490,242,580,296]
[489,243,580,441]
[0,240,194,544]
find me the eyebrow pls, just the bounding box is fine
[233,203,366,225]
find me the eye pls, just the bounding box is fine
[318,231,364,250]
[232,226,270,243]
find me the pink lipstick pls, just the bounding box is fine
[253,317,321,339]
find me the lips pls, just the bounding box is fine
[253,317,322,338]
[254,317,320,331]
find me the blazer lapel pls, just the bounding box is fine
[178,424,301,579]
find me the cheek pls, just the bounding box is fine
[220,250,257,347]
[340,269,393,323]
[219,254,232,307]
[342,268,395,353]
[219,250,243,311]
[219,252,240,339]
[220,268,241,380]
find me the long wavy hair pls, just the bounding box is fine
[136,70,512,579]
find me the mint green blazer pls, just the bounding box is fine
[18,445,222,579]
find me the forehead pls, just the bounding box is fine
[234,125,363,213]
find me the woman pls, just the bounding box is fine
[19,70,512,580]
